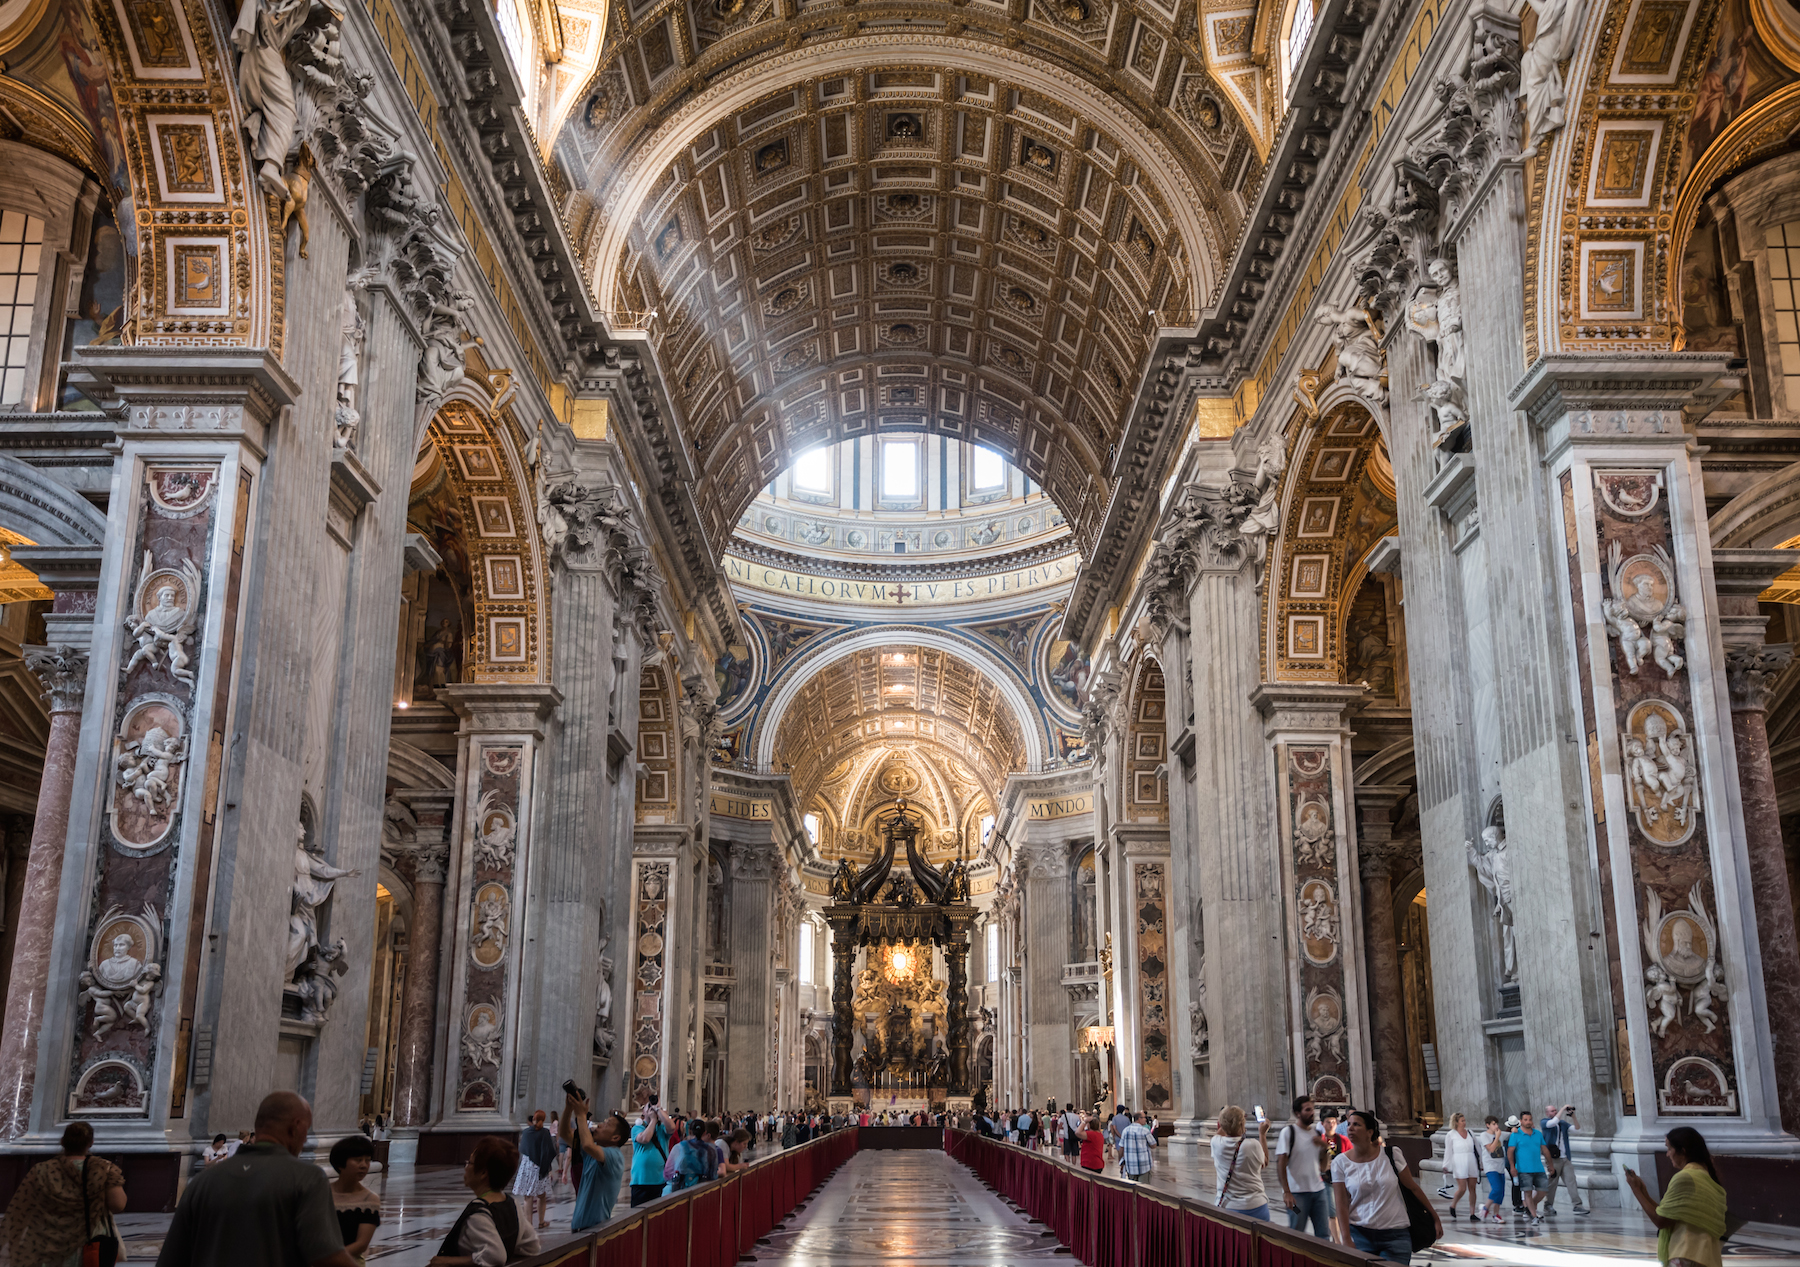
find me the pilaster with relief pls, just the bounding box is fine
[1517,356,1788,1152]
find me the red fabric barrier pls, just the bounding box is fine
[689,1186,721,1267]
[1069,1168,1095,1265]
[716,1174,739,1267]
[1094,1182,1133,1267]
[1182,1205,1251,1267]
[645,1200,691,1264]
[1135,1192,1184,1267]
[591,1219,643,1267]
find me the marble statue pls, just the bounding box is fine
[1644,964,1681,1038]
[1238,434,1288,544]
[1627,712,1698,828]
[463,1009,502,1069]
[475,893,509,958]
[1299,887,1340,948]
[1406,259,1468,449]
[417,291,480,399]
[1520,0,1587,152]
[78,908,163,1042]
[293,937,349,1022]
[1293,800,1332,868]
[1466,826,1517,982]
[116,724,187,809]
[1605,543,1687,676]
[594,955,616,1061]
[1315,299,1387,414]
[230,0,314,197]
[334,291,365,450]
[1189,997,1209,1058]
[288,823,360,981]
[124,553,203,685]
[472,792,516,872]
[798,520,830,546]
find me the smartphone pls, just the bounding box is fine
[1254,1105,1266,1123]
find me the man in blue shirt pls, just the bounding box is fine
[628,1101,672,1207]
[1540,1104,1589,1216]
[1506,1109,1550,1224]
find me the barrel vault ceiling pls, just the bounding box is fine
[555,0,1273,553]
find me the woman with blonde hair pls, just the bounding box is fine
[1441,1113,1483,1221]
[1211,1105,1272,1220]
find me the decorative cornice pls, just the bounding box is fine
[724,536,1077,584]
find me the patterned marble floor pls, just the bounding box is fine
[759,1150,1069,1265]
[110,1138,1800,1267]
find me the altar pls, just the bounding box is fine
[824,796,975,1115]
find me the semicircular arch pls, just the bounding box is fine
[0,453,109,545]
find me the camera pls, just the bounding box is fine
[649,1093,660,1106]
[563,1079,585,1101]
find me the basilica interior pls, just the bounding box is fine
[0,0,1799,1227]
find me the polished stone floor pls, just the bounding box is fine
[761,1150,1068,1265]
[111,1138,1800,1267]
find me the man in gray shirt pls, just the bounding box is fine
[157,1091,358,1267]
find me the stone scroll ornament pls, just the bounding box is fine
[456,745,523,1111]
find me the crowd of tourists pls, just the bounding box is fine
[0,1087,1733,1267]
[972,1093,1733,1267]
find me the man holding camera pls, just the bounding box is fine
[628,1095,674,1207]
[560,1086,631,1229]
[1540,1104,1588,1216]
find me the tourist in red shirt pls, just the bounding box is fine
[1080,1116,1107,1172]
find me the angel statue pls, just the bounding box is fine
[830,855,860,903]
[1466,827,1517,982]
[1604,542,1685,676]
[1644,964,1681,1038]
[124,553,203,684]
[1315,299,1388,414]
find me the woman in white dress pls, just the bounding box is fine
[1443,1113,1483,1222]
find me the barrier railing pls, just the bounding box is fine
[944,1129,1381,1267]
[519,1126,859,1267]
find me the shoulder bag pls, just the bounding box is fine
[79,1158,120,1267]
[1386,1147,1437,1251]
[1216,1137,1245,1207]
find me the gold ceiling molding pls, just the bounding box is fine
[1749,0,1800,71]
[0,78,108,190]
[1667,81,1800,336]
[582,39,1230,310]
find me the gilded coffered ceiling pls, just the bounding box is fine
[555,1,1271,551]
[771,644,1026,820]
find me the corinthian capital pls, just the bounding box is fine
[24,646,88,715]
[1726,644,1794,712]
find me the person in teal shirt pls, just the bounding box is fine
[559,1093,629,1231]
[628,1103,672,1208]
[1507,1109,1550,1224]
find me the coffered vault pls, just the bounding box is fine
[769,643,1029,820]
[556,5,1276,550]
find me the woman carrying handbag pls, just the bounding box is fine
[0,1122,126,1267]
[1330,1110,1441,1265]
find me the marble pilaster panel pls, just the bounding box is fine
[627,824,693,1108]
[1253,684,1372,1119]
[726,843,778,1106]
[434,684,557,1129]
[1516,356,1791,1166]
[30,350,291,1150]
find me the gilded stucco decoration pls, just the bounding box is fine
[413,400,547,682]
[1120,656,1168,823]
[1263,403,1397,682]
[635,663,679,821]
[1531,0,1799,355]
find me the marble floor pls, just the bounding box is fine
[110,1138,1800,1267]
[761,1150,1067,1265]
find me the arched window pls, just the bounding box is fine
[799,918,816,985]
[986,919,999,983]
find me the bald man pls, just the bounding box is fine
[157,1091,357,1267]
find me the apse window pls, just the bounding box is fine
[881,438,920,500]
[0,211,43,406]
[792,447,832,493]
[803,812,820,844]
[971,445,1006,491]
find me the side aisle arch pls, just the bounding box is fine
[1262,400,1397,683]
[412,399,548,682]
[84,0,280,350]
[1118,654,1169,823]
[634,661,678,822]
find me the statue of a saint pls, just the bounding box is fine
[288,823,360,981]
[230,0,315,197]
[1465,826,1516,982]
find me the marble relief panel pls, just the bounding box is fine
[69,464,221,1118]
[1134,862,1170,1109]
[1561,467,1740,1116]
[630,860,671,1105]
[455,744,522,1112]
[1287,745,1350,1110]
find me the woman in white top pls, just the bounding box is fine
[1210,1105,1272,1220]
[1330,1109,1441,1264]
[1443,1113,1483,1222]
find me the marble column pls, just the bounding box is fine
[1355,795,1415,1131]
[0,648,89,1138]
[386,791,454,1159]
[1710,549,1800,1134]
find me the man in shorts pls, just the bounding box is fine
[1507,1109,1550,1224]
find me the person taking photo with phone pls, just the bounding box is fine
[628,1097,673,1208]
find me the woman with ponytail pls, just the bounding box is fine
[1626,1127,1727,1267]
